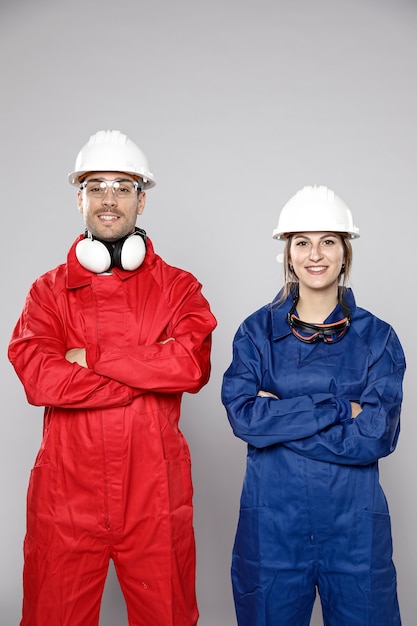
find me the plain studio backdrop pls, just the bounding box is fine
[1,1,416,625]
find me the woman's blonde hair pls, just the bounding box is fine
[278,233,353,302]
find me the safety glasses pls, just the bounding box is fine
[80,179,141,197]
[286,297,351,344]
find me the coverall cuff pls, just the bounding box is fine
[335,397,352,423]
[85,342,99,368]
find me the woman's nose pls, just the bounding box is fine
[309,244,323,260]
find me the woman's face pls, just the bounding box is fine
[289,231,345,295]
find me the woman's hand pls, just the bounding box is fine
[257,390,279,399]
[350,401,362,418]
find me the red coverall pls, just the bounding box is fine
[8,234,217,626]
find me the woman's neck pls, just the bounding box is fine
[296,287,339,323]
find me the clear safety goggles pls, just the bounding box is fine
[80,178,141,198]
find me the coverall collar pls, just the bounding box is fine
[66,234,156,289]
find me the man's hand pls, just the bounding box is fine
[65,348,87,368]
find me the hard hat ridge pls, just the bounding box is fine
[88,130,127,146]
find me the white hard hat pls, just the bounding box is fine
[68,130,156,189]
[272,185,360,240]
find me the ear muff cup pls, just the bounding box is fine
[75,238,113,274]
[113,231,146,271]
[75,228,147,273]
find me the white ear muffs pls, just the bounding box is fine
[75,228,147,273]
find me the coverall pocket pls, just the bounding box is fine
[26,462,57,545]
[158,412,191,462]
[356,509,395,592]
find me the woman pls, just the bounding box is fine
[221,185,405,626]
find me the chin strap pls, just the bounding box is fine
[287,294,351,344]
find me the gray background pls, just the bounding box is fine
[1,1,416,624]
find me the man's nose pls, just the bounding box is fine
[101,187,117,205]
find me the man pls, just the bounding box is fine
[8,130,217,626]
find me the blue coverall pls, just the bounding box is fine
[221,289,405,626]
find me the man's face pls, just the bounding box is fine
[77,171,146,242]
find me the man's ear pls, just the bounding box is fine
[77,190,84,214]
[137,191,146,216]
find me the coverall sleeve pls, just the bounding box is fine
[222,326,405,465]
[8,280,136,410]
[283,329,405,465]
[91,274,217,394]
